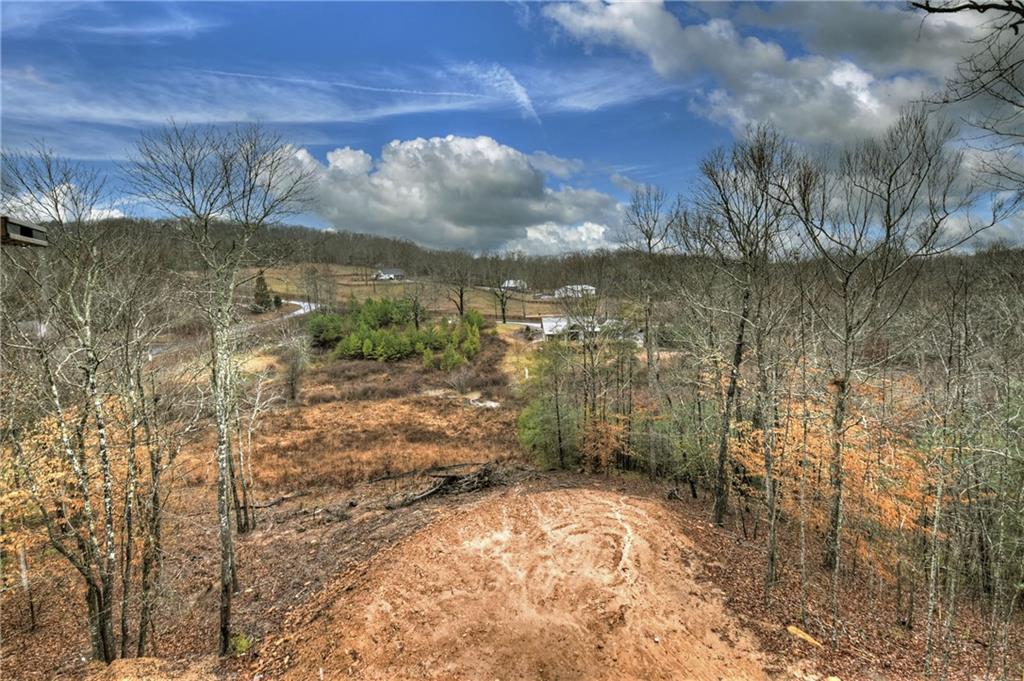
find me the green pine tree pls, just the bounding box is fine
[253,273,273,312]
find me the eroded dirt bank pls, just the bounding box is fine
[254,486,779,680]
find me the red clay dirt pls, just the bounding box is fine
[253,485,788,681]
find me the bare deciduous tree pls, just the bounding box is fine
[128,121,311,654]
[481,252,526,324]
[621,184,675,476]
[677,125,796,527]
[783,106,991,644]
[1,144,201,662]
[435,250,476,318]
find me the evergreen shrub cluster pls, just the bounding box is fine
[306,297,483,367]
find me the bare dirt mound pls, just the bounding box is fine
[256,486,780,680]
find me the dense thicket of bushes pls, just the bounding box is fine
[306,298,483,366]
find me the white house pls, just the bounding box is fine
[373,267,405,281]
[502,279,528,291]
[540,315,602,339]
[13,320,50,339]
[554,284,596,298]
[541,314,642,345]
[541,315,570,337]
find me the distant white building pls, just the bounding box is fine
[373,267,405,281]
[13,320,50,339]
[502,279,528,291]
[540,315,602,339]
[541,316,570,338]
[554,284,596,298]
[541,314,642,345]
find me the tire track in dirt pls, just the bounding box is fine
[256,486,782,680]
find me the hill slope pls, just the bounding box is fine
[254,485,791,680]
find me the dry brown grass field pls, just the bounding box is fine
[248,337,518,489]
[256,264,564,319]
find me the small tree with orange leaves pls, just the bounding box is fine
[578,417,630,475]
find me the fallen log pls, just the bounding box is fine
[369,461,484,484]
[255,491,310,509]
[387,462,498,509]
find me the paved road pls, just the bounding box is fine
[147,299,318,361]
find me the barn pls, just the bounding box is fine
[553,284,596,298]
[373,267,405,281]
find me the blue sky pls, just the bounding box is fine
[0,1,993,252]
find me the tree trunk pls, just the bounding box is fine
[86,582,103,661]
[137,368,163,657]
[85,355,118,663]
[713,285,751,526]
[211,319,236,656]
[925,471,945,674]
[938,509,960,681]
[456,287,466,317]
[824,371,851,571]
[798,344,810,626]
[645,292,659,478]
[554,381,565,468]
[763,399,779,604]
[824,357,852,646]
[18,547,36,630]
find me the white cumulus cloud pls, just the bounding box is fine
[1,184,125,224]
[543,1,987,144]
[528,150,584,179]
[294,135,621,253]
[506,221,612,255]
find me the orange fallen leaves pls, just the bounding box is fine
[731,384,932,576]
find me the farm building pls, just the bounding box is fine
[554,284,596,298]
[541,314,642,345]
[373,267,405,281]
[541,316,570,338]
[541,315,599,339]
[12,320,51,339]
[502,279,528,291]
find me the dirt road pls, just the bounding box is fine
[260,486,779,680]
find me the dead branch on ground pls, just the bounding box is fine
[386,462,500,509]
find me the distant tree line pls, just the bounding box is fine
[14,217,677,303]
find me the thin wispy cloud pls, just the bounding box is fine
[453,62,540,122]
[2,67,489,130]
[76,9,223,39]
[199,69,495,101]
[1,2,223,40]
[522,62,680,113]
[1,2,79,35]
[1,59,594,158]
